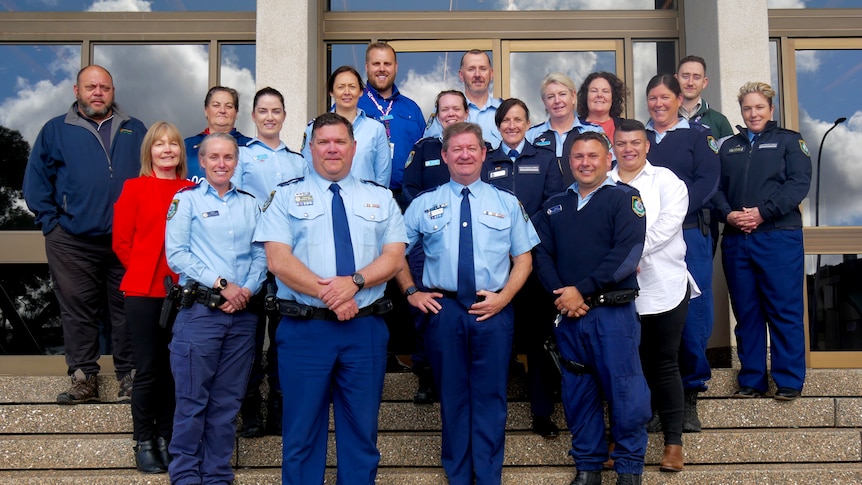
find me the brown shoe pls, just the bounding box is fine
[602,442,615,470]
[659,444,684,472]
[57,369,99,404]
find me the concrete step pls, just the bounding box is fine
[3,397,860,435]
[2,463,862,485]
[2,428,859,470]
[4,368,862,405]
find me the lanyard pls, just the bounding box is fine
[365,89,394,139]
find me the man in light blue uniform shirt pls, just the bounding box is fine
[395,122,539,485]
[165,133,267,485]
[255,113,406,485]
[424,49,502,149]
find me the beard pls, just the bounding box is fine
[369,76,394,93]
[77,96,112,120]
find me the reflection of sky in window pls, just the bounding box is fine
[1,0,254,11]
[768,0,862,7]
[328,0,664,11]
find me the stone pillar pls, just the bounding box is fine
[682,0,770,364]
[256,0,318,149]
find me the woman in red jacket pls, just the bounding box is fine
[113,121,194,474]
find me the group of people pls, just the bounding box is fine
[21,41,811,485]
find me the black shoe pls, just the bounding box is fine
[570,470,602,485]
[155,436,171,468]
[239,387,264,438]
[413,384,437,404]
[386,353,411,373]
[645,410,662,433]
[732,386,761,398]
[682,391,701,433]
[774,387,801,401]
[134,440,166,474]
[616,473,643,485]
[265,390,283,435]
[531,415,559,439]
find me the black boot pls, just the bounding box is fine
[570,470,602,485]
[683,390,702,433]
[155,436,171,468]
[265,389,283,435]
[413,365,437,404]
[616,473,643,485]
[134,440,166,474]
[239,387,264,438]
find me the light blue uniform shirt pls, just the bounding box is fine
[233,138,308,204]
[526,118,603,157]
[301,108,392,187]
[646,117,690,144]
[424,96,503,149]
[254,171,407,307]
[165,180,267,294]
[404,179,539,293]
[569,176,618,211]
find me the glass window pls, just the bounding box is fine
[795,49,862,227]
[329,0,673,11]
[508,51,617,125]
[632,41,677,123]
[0,44,81,231]
[2,0,255,12]
[808,254,862,351]
[220,43,257,137]
[93,44,211,139]
[768,0,862,8]
[0,264,61,355]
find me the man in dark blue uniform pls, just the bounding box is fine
[533,131,650,485]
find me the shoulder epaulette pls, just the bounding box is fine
[177,184,201,193]
[237,188,255,198]
[360,179,388,189]
[611,181,639,195]
[489,184,517,198]
[414,185,442,198]
[415,136,439,146]
[278,177,304,187]
[529,121,546,130]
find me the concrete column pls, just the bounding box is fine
[256,0,319,149]
[682,0,770,361]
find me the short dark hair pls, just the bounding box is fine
[204,86,240,111]
[615,118,647,138]
[327,65,364,95]
[646,74,681,98]
[442,122,483,151]
[678,55,707,73]
[571,131,610,154]
[365,42,396,62]
[577,71,627,119]
[459,49,491,69]
[253,86,284,110]
[495,98,530,128]
[311,112,355,142]
[435,89,468,113]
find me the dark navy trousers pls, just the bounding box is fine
[168,303,256,485]
[680,227,714,392]
[722,229,806,392]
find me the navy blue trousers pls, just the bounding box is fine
[427,298,514,485]
[555,304,650,474]
[277,314,388,485]
[680,227,714,392]
[168,303,256,485]
[722,229,806,392]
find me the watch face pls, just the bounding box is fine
[353,273,365,286]
[219,278,228,289]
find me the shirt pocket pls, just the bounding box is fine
[419,206,452,251]
[352,202,390,249]
[286,201,325,263]
[477,210,512,261]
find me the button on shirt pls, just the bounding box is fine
[404,179,539,293]
[233,138,308,204]
[424,97,503,149]
[610,161,696,314]
[254,171,407,308]
[165,180,267,294]
[302,108,392,187]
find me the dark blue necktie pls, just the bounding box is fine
[457,187,476,307]
[508,149,519,160]
[330,183,355,276]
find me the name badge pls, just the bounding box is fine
[518,164,540,174]
[483,211,504,218]
[758,143,779,149]
[546,204,562,215]
[253,154,268,162]
[727,146,745,154]
[489,168,508,179]
[295,192,314,206]
[202,210,219,218]
[535,138,551,147]
[380,114,394,121]
[425,203,448,220]
[425,159,441,167]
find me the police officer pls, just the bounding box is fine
[526,72,603,186]
[254,112,407,484]
[184,86,252,184]
[396,122,539,485]
[714,82,810,401]
[165,133,267,485]
[532,131,650,485]
[483,98,564,438]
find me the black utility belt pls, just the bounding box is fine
[177,281,225,309]
[586,289,638,307]
[430,288,500,304]
[277,298,393,321]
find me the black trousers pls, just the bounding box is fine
[44,226,133,377]
[514,273,559,418]
[125,296,175,441]
[639,288,690,446]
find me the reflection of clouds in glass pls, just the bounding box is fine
[766,0,806,7]
[495,0,654,9]
[632,42,657,123]
[399,57,461,121]
[87,0,151,12]
[796,51,821,73]
[800,109,862,227]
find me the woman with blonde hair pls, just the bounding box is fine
[113,121,194,473]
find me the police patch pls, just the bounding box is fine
[631,196,645,218]
[301,132,307,151]
[262,190,276,212]
[707,136,719,154]
[799,139,810,157]
[519,201,529,222]
[405,150,415,168]
[167,199,179,220]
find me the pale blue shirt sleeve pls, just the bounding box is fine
[370,119,392,186]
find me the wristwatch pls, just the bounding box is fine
[216,277,228,290]
[351,272,365,290]
[404,285,418,297]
